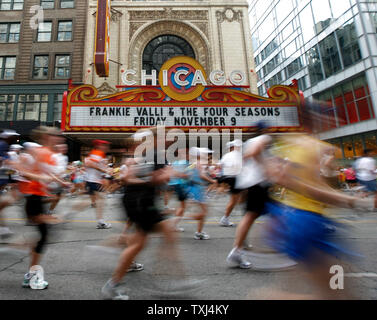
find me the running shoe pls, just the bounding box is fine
[194,232,210,240]
[22,272,35,288]
[101,279,129,300]
[23,272,49,289]
[226,248,252,269]
[219,216,234,227]
[175,226,185,232]
[96,222,112,229]
[128,262,144,272]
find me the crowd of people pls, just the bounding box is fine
[0,110,376,299]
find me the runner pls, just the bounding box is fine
[184,147,217,240]
[47,144,69,214]
[170,147,191,232]
[14,127,68,290]
[354,148,377,197]
[67,140,112,229]
[0,130,20,238]
[218,139,243,227]
[226,122,272,269]
[257,100,377,298]
[101,128,187,300]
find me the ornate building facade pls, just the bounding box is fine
[83,0,257,94]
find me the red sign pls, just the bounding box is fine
[94,0,110,77]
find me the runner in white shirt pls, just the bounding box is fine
[354,149,377,195]
[61,140,112,229]
[219,139,243,227]
[48,144,69,214]
[227,123,272,269]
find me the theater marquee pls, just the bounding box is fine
[62,57,304,133]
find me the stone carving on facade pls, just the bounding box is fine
[193,22,209,39]
[129,22,146,40]
[216,8,243,23]
[129,10,208,21]
[97,82,117,96]
[110,8,123,22]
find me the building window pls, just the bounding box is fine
[336,20,362,68]
[57,21,72,41]
[285,57,304,78]
[306,45,324,86]
[37,22,52,42]
[0,23,20,43]
[142,35,195,75]
[54,55,70,79]
[60,0,74,8]
[0,56,16,80]
[40,0,54,9]
[54,93,63,121]
[314,74,374,132]
[0,94,15,121]
[17,94,48,122]
[318,33,342,78]
[0,0,23,10]
[33,55,49,79]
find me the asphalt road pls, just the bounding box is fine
[0,192,376,300]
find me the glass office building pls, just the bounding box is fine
[248,0,377,160]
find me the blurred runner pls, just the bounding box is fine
[184,147,217,240]
[258,100,377,299]
[101,128,189,300]
[15,127,68,290]
[64,140,112,229]
[218,139,243,227]
[47,144,69,214]
[0,130,20,238]
[354,148,377,197]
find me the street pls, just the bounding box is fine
[1,193,376,300]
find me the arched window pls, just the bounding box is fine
[142,35,195,74]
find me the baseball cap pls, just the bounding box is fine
[93,139,110,146]
[10,144,23,150]
[0,129,20,139]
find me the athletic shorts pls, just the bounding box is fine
[25,195,45,217]
[358,179,377,192]
[174,184,189,202]
[187,184,206,203]
[264,201,355,261]
[86,182,102,195]
[122,195,165,233]
[245,183,270,216]
[221,176,242,194]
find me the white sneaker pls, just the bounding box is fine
[219,216,234,227]
[101,279,129,300]
[96,222,112,229]
[175,226,185,232]
[227,248,252,269]
[28,265,49,289]
[128,262,144,272]
[194,232,210,240]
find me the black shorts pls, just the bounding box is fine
[221,177,242,194]
[122,195,165,233]
[86,182,102,195]
[25,195,46,217]
[174,184,189,202]
[245,183,270,216]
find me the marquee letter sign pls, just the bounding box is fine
[94,0,110,77]
[62,57,304,133]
